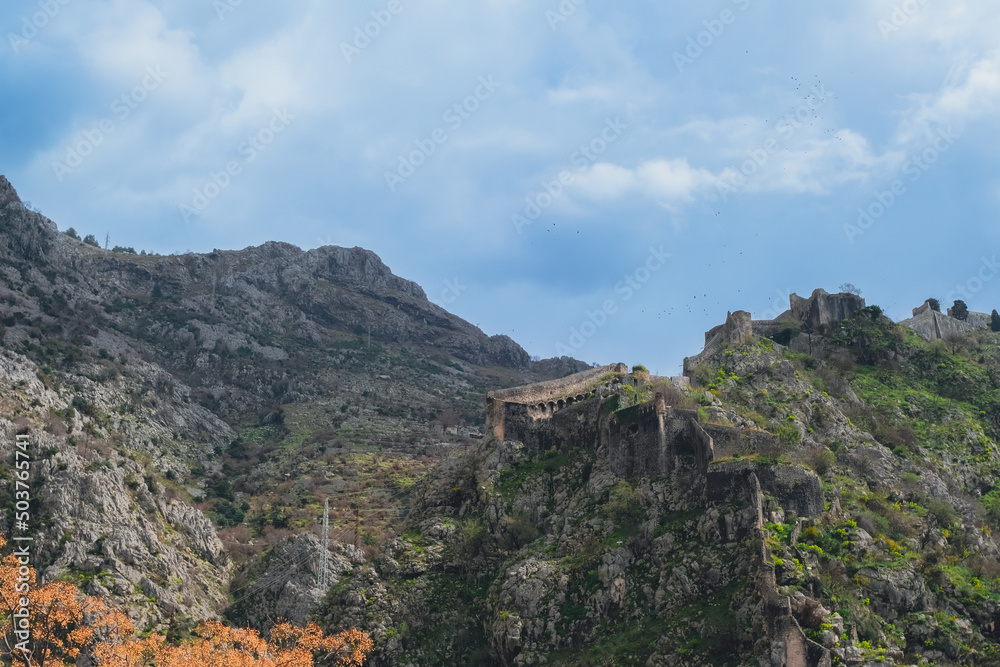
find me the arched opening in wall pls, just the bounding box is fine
[557,399,565,409]
[566,397,575,406]
[627,423,639,436]
[675,433,696,464]
[548,401,556,413]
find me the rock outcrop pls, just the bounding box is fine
[0,176,573,635]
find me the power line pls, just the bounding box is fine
[224,472,429,610]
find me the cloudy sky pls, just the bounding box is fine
[2,0,999,374]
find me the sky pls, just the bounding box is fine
[1,0,999,375]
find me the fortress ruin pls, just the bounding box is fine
[682,288,866,376]
[900,299,992,341]
[485,363,827,665]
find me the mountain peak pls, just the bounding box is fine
[0,175,23,208]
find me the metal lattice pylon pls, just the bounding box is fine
[319,498,330,590]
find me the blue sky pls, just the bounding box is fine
[2,0,999,375]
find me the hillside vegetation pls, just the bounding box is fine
[320,307,1000,666]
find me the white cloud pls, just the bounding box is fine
[573,159,718,204]
[894,51,1000,145]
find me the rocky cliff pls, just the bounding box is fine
[5,173,1000,665]
[320,305,1000,666]
[0,175,583,636]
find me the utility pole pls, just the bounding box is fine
[353,508,361,548]
[104,232,110,250]
[319,498,330,590]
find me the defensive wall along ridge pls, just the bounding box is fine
[483,363,829,666]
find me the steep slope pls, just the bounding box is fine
[320,306,1000,666]
[0,176,590,634]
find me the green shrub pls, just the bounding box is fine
[811,450,836,475]
[772,421,802,447]
[831,305,906,365]
[606,480,645,523]
[211,500,246,527]
[982,488,1000,525]
[692,363,716,388]
[951,300,969,321]
[501,509,539,549]
[697,407,710,424]
[456,518,489,560]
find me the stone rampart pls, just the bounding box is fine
[486,363,628,440]
[684,289,865,378]
[683,311,753,376]
[485,379,830,665]
[900,301,977,341]
[707,460,824,518]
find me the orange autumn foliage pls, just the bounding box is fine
[94,621,373,667]
[1,534,128,666]
[1,535,373,667]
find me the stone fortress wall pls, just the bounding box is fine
[486,363,629,441]
[685,289,996,375]
[683,288,867,376]
[485,285,995,667]
[486,365,823,516]
[900,300,992,342]
[485,364,828,666]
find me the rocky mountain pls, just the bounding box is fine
[0,175,589,634]
[319,306,1000,666]
[5,173,1000,666]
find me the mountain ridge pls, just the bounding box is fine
[0,175,590,637]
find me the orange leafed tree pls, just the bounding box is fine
[1,535,373,666]
[1,534,128,666]
[94,621,373,667]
